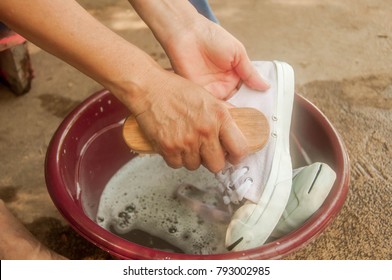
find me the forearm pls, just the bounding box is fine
[128,0,203,51]
[0,0,161,114]
[0,0,251,172]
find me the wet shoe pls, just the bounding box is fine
[220,61,295,251]
[269,162,336,239]
[176,163,336,248]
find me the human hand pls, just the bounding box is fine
[128,69,248,173]
[162,16,270,100]
[0,0,249,173]
[129,0,269,100]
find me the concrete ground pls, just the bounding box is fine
[0,0,391,259]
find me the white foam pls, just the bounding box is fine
[96,155,228,255]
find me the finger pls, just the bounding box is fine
[219,117,248,165]
[199,140,226,173]
[162,153,183,169]
[235,52,270,91]
[182,149,202,171]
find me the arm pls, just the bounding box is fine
[0,199,66,260]
[128,0,270,100]
[0,0,156,113]
[0,0,247,172]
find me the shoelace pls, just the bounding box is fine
[219,166,254,205]
[175,183,233,224]
[174,166,255,224]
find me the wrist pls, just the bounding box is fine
[129,0,204,50]
[102,53,165,116]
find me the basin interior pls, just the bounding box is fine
[46,90,348,259]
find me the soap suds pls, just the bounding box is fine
[96,155,228,255]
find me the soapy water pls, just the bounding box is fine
[96,154,229,255]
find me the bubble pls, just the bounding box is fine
[95,154,228,254]
[168,226,177,234]
[125,204,136,213]
[181,233,190,240]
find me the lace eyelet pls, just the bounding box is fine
[241,166,249,174]
[244,177,253,184]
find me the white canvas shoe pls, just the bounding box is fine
[175,162,336,249]
[269,162,336,239]
[219,61,295,251]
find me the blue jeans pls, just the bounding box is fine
[189,0,219,23]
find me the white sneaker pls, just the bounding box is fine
[219,61,295,251]
[175,162,335,248]
[269,162,336,239]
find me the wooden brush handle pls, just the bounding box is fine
[122,107,270,154]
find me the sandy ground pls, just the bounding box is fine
[0,0,391,259]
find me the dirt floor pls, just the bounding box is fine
[0,0,391,259]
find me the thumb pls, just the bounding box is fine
[235,53,270,91]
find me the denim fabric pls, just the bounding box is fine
[189,0,219,23]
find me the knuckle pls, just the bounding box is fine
[182,133,196,147]
[197,122,215,137]
[159,140,178,155]
[215,106,230,123]
[198,105,229,137]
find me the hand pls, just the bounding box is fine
[162,16,270,100]
[129,0,269,100]
[0,0,249,173]
[130,69,248,173]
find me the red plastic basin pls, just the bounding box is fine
[45,89,350,259]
